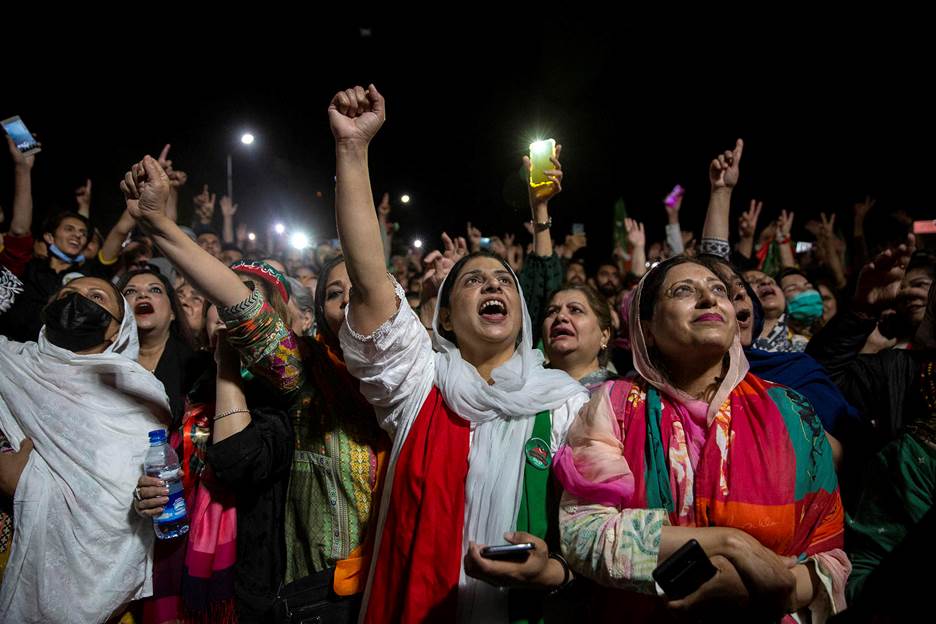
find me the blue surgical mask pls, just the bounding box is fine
[49,243,85,265]
[786,289,823,326]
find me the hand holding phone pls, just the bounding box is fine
[2,116,41,156]
[652,539,717,599]
[480,542,534,561]
[664,184,685,208]
[529,139,557,187]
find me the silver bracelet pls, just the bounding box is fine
[214,408,250,421]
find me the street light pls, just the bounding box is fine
[413,238,423,249]
[227,130,256,201]
[274,223,286,235]
[400,194,411,204]
[290,232,310,250]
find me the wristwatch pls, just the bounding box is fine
[533,217,552,233]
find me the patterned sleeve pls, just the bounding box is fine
[553,383,667,592]
[559,492,666,592]
[700,237,731,260]
[218,288,304,395]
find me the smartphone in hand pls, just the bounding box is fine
[664,184,685,208]
[529,139,557,188]
[651,539,717,599]
[2,116,41,155]
[481,543,534,561]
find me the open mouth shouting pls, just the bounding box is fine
[736,307,753,331]
[757,284,778,301]
[549,323,575,341]
[478,297,508,323]
[134,301,155,316]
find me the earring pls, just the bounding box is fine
[600,343,607,350]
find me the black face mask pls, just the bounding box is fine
[41,292,119,352]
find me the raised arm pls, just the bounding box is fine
[701,139,743,256]
[74,179,92,219]
[329,84,397,335]
[220,195,237,243]
[816,212,847,290]
[736,199,762,260]
[98,208,136,263]
[121,156,250,308]
[6,136,34,237]
[625,218,647,277]
[776,210,796,268]
[664,190,685,255]
[522,144,563,258]
[158,144,187,223]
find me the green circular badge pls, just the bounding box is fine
[524,436,551,470]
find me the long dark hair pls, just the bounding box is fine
[315,255,346,352]
[436,250,519,346]
[117,267,184,337]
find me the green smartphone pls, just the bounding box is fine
[529,139,556,188]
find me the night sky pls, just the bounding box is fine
[2,20,931,266]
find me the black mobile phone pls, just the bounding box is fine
[651,539,717,599]
[481,543,534,560]
[1,116,41,155]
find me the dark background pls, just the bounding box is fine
[2,19,931,265]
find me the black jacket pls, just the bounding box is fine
[198,371,294,623]
[806,310,928,443]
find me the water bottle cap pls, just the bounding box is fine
[148,430,167,444]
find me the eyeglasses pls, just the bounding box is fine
[664,281,729,300]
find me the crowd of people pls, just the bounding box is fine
[0,83,932,623]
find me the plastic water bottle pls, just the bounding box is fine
[144,429,189,540]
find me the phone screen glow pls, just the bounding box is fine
[2,118,38,152]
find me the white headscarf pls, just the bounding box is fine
[0,295,170,623]
[431,258,586,623]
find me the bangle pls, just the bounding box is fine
[534,217,552,232]
[547,552,573,594]
[776,236,791,245]
[215,408,249,421]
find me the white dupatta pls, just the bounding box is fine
[430,265,586,623]
[0,297,170,623]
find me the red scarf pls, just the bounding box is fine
[364,387,470,623]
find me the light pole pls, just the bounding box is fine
[227,132,256,201]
